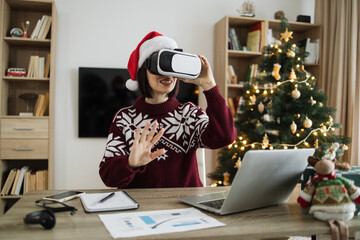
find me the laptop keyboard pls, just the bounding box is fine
[199,198,225,209]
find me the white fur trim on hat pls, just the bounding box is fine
[126,79,139,91]
[138,35,178,68]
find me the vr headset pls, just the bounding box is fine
[145,49,201,79]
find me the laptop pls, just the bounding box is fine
[179,148,315,215]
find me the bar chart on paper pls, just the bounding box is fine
[99,208,225,238]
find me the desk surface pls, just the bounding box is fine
[1,185,360,239]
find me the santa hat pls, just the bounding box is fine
[126,31,178,91]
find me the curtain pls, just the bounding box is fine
[315,0,360,165]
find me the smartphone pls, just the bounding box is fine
[43,191,85,202]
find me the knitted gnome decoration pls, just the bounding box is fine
[297,143,360,240]
[126,31,178,91]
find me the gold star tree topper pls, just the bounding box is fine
[280,28,293,42]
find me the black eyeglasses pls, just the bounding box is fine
[35,199,77,215]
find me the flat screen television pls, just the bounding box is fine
[78,67,198,138]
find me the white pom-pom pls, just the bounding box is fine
[126,79,139,91]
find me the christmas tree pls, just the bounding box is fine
[209,19,351,186]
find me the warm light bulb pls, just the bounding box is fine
[240,146,245,151]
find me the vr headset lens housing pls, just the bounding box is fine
[146,49,201,79]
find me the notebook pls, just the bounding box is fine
[80,191,139,212]
[179,148,315,215]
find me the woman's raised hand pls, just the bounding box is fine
[128,121,165,168]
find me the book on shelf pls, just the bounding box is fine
[44,53,51,78]
[267,29,275,45]
[38,57,45,78]
[34,94,45,116]
[229,28,241,50]
[27,54,50,78]
[39,92,50,116]
[298,38,319,63]
[30,15,52,39]
[246,22,264,52]
[227,65,238,84]
[10,169,21,195]
[228,32,234,50]
[34,92,49,116]
[0,168,17,196]
[13,166,29,196]
[246,64,259,84]
[30,19,41,39]
[246,30,260,52]
[228,98,236,116]
[1,168,48,196]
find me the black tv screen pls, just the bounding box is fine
[78,67,198,138]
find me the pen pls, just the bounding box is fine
[98,192,115,204]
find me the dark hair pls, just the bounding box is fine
[137,63,179,99]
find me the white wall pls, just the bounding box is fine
[54,0,315,189]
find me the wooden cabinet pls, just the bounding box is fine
[214,15,321,109]
[0,0,56,214]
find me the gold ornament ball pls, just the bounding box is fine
[287,50,295,58]
[291,88,301,99]
[303,117,313,128]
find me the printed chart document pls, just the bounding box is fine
[99,207,225,238]
[80,191,138,212]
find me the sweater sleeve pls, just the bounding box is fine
[99,112,146,188]
[199,85,237,149]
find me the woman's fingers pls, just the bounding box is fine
[146,121,158,142]
[151,128,164,145]
[150,148,166,159]
[133,126,141,144]
[139,121,151,142]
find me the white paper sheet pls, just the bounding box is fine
[99,207,225,238]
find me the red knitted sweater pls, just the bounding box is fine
[99,85,236,188]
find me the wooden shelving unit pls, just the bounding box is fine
[214,15,321,105]
[0,0,57,215]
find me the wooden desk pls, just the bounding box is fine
[1,186,360,239]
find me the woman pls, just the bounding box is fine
[99,31,236,188]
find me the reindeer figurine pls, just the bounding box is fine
[297,143,360,240]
